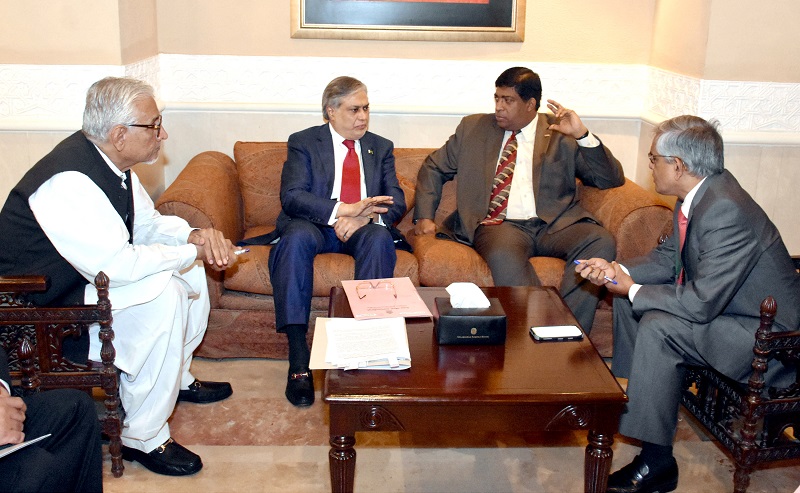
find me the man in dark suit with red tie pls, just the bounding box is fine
[257,76,406,407]
[576,115,800,493]
[0,347,103,492]
[414,67,625,333]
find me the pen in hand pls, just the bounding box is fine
[573,260,618,285]
[234,248,250,255]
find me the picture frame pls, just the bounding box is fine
[290,0,525,42]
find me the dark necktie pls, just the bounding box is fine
[677,209,688,284]
[341,139,361,203]
[481,131,518,226]
[124,170,134,244]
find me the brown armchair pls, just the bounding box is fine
[681,294,800,493]
[0,272,124,477]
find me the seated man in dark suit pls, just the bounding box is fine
[0,347,103,492]
[257,76,406,407]
[576,115,800,493]
[414,67,625,333]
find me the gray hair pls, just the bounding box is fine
[654,115,724,177]
[321,76,367,121]
[82,77,155,144]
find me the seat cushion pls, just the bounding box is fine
[412,234,564,288]
[224,228,419,296]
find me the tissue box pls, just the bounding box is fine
[434,297,507,345]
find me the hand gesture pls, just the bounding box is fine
[0,389,26,446]
[574,258,632,296]
[413,218,436,236]
[188,228,239,271]
[546,99,589,140]
[338,196,393,219]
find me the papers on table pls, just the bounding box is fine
[0,434,51,459]
[309,317,411,370]
[341,276,432,320]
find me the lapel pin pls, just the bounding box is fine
[368,149,374,155]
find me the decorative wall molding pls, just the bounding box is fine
[1,55,798,144]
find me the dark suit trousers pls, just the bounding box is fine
[269,219,396,331]
[611,297,794,447]
[0,389,103,493]
[473,218,616,333]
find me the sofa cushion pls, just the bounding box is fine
[411,233,564,288]
[234,142,285,231]
[392,148,435,217]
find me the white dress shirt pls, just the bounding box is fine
[503,114,601,220]
[28,146,198,309]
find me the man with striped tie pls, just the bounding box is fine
[414,67,624,332]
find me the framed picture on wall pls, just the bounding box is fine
[290,0,525,42]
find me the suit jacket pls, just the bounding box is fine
[242,124,407,246]
[414,113,624,244]
[0,347,10,391]
[627,170,800,377]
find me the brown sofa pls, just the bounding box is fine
[155,142,673,359]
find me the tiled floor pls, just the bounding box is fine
[102,358,800,493]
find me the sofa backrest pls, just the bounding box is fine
[232,141,438,230]
[233,142,287,231]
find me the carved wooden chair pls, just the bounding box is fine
[681,294,800,493]
[0,272,124,477]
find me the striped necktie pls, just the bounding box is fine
[481,131,518,226]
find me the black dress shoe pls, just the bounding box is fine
[121,438,203,476]
[607,455,678,493]
[285,370,315,407]
[178,379,233,403]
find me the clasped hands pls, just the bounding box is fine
[335,196,393,242]
[0,386,26,446]
[188,228,239,271]
[574,258,633,296]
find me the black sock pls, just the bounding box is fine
[640,441,674,471]
[285,324,310,373]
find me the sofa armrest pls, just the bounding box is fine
[155,151,244,242]
[581,179,674,261]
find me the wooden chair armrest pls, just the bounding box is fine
[0,275,49,293]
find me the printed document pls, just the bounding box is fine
[341,277,432,320]
[309,317,411,370]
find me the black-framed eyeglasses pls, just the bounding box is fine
[356,280,397,300]
[125,120,164,137]
[648,153,678,165]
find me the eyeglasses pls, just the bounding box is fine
[125,120,164,138]
[648,153,678,164]
[356,280,397,299]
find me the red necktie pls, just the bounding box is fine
[677,209,688,284]
[341,139,361,203]
[481,131,518,226]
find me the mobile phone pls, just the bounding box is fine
[530,325,584,342]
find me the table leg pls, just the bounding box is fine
[584,429,614,493]
[329,435,356,493]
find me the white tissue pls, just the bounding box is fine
[446,282,491,309]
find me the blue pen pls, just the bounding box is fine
[574,260,618,285]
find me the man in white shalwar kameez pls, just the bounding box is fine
[0,77,237,477]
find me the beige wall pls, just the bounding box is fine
[705,0,800,82]
[156,0,655,64]
[650,0,712,78]
[119,0,159,64]
[0,1,122,64]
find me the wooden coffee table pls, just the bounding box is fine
[324,286,627,493]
